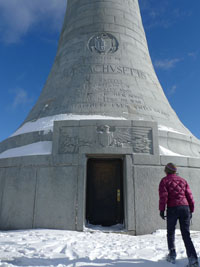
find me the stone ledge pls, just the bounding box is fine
[160,155,200,168]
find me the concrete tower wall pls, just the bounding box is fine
[0,120,200,235]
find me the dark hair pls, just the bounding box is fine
[165,163,177,174]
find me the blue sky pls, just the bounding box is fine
[0,0,200,142]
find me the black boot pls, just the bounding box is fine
[166,249,176,264]
[186,256,199,267]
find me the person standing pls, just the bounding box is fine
[159,163,199,267]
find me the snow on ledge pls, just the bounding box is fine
[159,145,188,157]
[11,114,127,137]
[0,141,52,159]
[158,125,186,135]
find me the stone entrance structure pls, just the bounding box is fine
[0,0,200,235]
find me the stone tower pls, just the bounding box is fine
[0,0,200,235]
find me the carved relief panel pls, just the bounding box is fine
[58,127,93,154]
[57,122,154,155]
[96,125,153,154]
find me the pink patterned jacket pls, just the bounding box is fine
[159,174,194,212]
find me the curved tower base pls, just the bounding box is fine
[0,119,200,235]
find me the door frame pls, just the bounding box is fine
[76,152,135,233]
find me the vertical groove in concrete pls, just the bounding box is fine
[0,168,6,225]
[32,168,39,228]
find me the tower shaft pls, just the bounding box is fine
[24,0,188,136]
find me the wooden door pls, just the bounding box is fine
[86,158,124,226]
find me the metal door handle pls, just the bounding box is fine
[117,189,120,202]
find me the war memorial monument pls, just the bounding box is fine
[0,0,200,235]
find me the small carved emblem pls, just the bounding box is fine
[97,125,114,147]
[88,33,119,54]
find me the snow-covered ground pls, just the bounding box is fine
[0,228,199,267]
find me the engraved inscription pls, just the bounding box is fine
[63,74,170,119]
[88,33,119,54]
[72,64,146,79]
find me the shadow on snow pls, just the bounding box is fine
[2,256,190,266]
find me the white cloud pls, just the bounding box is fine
[188,51,199,60]
[168,85,177,96]
[0,0,67,44]
[154,58,182,70]
[12,88,34,108]
[139,0,192,30]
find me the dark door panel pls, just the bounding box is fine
[86,158,124,226]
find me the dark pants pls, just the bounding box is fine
[167,206,197,259]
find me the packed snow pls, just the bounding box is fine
[0,141,52,159]
[11,114,187,138]
[158,125,186,135]
[159,145,188,157]
[11,114,127,137]
[0,228,199,267]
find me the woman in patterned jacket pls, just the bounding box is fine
[159,163,199,267]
